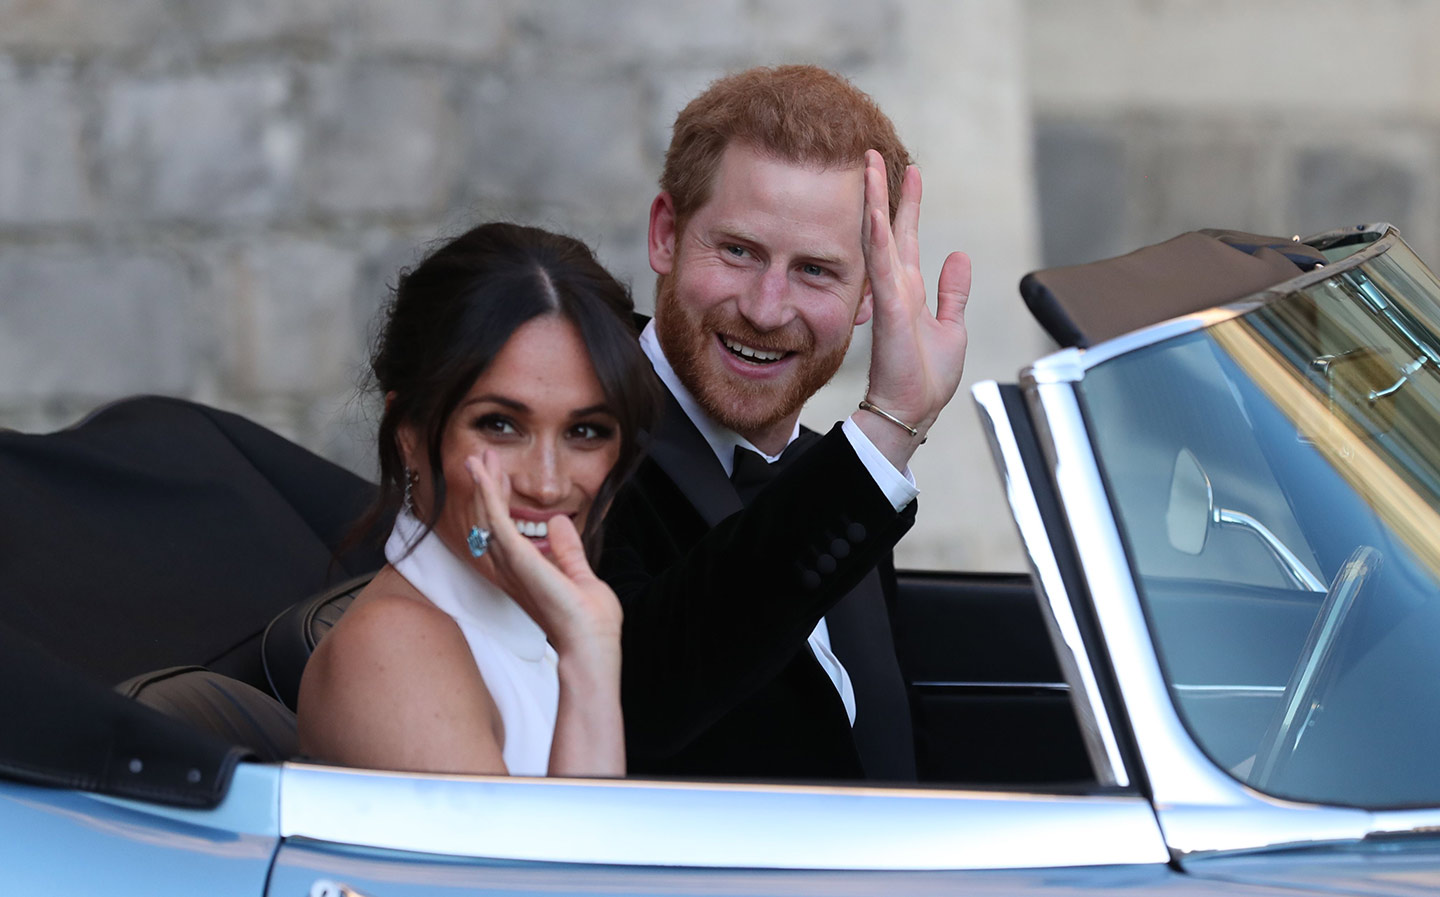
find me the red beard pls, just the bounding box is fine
[653,272,851,440]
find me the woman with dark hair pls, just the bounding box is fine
[298,222,661,777]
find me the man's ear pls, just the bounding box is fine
[854,279,874,326]
[648,192,678,276]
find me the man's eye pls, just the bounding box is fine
[725,245,747,258]
[801,263,826,277]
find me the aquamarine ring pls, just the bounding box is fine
[466,525,491,558]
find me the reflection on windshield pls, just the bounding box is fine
[1081,235,1440,809]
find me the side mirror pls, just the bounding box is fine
[1166,448,1213,555]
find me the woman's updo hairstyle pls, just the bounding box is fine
[359,221,662,559]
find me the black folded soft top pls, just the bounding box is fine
[0,397,385,806]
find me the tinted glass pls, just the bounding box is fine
[1080,236,1440,808]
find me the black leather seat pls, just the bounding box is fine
[262,573,373,711]
[116,666,298,762]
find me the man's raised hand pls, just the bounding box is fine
[857,148,971,468]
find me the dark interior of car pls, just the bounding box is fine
[0,393,1099,799]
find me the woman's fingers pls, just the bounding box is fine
[545,514,595,584]
[465,452,521,558]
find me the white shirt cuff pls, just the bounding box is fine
[841,415,918,512]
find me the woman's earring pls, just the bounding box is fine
[402,467,417,513]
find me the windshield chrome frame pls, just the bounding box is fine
[1008,226,1440,857]
[972,381,1129,788]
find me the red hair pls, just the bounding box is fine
[660,65,911,229]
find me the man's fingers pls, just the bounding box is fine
[935,251,972,327]
[893,165,922,270]
[866,207,893,273]
[861,154,886,254]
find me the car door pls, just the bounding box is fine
[892,569,1092,785]
[263,761,1168,897]
[255,379,1171,895]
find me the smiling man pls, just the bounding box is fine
[600,65,971,780]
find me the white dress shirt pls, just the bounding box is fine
[639,322,919,726]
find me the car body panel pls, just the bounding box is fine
[278,762,1168,870]
[1184,838,1440,897]
[268,845,1289,897]
[0,773,276,895]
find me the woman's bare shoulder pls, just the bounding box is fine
[298,567,505,772]
[306,568,473,688]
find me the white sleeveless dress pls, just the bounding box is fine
[386,510,559,776]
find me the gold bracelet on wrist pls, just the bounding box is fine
[858,400,926,444]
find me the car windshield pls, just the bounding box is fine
[1078,233,1440,809]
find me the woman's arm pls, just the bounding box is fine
[297,585,509,775]
[466,453,625,777]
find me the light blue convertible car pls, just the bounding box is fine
[4,223,1440,895]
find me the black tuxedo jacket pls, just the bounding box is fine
[600,389,918,780]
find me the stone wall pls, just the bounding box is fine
[0,2,1043,571]
[1027,0,1440,267]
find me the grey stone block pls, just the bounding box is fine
[0,62,92,224]
[513,1,750,67]
[1033,119,1129,266]
[744,0,891,61]
[580,218,655,313]
[97,70,300,221]
[1291,147,1420,239]
[0,0,170,51]
[346,224,436,369]
[461,73,651,212]
[307,390,380,480]
[645,65,729,162]
[172,0,340,46]
[348,0,507,59]
[208,238,362,395]
[1133,122,1275,242]
[300,65,458,217]
[0,247,194,399]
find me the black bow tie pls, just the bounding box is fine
[730,432,819,505]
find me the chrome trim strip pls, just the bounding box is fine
[972,381,1128,787]
[278,763,1169,870]
[911,681,1069,691]
[1024,380,1373,856]
[1025,348,1087,385]
[1024,229,1401,384]
[1369,808,1440,837]
[1172,685,1284,696]
[1302,221,1393,251]
[1035,310,1255,383]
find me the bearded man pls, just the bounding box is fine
[600,65,971,780]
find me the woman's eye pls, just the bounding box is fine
[569,422,615,443]
[474,415,518,436]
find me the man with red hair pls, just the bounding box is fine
[602,65,971,780]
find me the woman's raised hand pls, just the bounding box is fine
[465,450,625,776]
[463,452,622,654]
